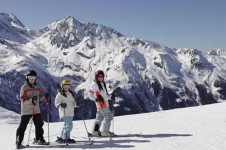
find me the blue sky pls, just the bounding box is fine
[1,0,225,51]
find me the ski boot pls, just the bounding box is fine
[101,131,117,137]
[109,132,117,137]
[67,139,76,144]
[33,138,48,145]
[55,137,63,143]
[91,131,102,137]
[16,142,23,149]
[16,136,24,149]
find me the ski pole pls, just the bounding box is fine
[112,105,115,133]
[46,100,50,144]
[109,92,116,140]
[26,106,35,147]
[82,117,92,141]
[81,106,92,141]
[112,101,116,133]
[110,100,121,140]
[109,102,115,140]
[46,90,51,144]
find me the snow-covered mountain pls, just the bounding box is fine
[0,13,226,121]
[209,48,226,56]
[1,102,226,149]
[0,13,35,43]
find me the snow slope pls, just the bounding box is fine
[1,102,226,150]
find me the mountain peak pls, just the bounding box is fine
[37,16,124,49]
[64,16,82,26]
[0,13,35,43]
[0,12,24,27]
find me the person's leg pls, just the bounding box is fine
[65,116,76,143]
[33,114,44,141]
[16,115,31,145]
[66,116,73,139]
[61,116,71,140]
[92,110,104,136]
[101,108,113,136]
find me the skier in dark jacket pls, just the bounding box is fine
[16,70,48,148]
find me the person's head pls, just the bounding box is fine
[95,70,104,82]
[61,79,71,92]
[26,70,37,84]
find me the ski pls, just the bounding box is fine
[83,136,114,140]
[18,140,93,149]
[83,132,142,140]
[85,132,118,138]
[15,145,26,150]
[49,140,94,147]
[51,142,68,148]
[31,140,50,146]
[15,143,50,149]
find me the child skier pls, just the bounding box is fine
[55,79,77,143]
[88,70,117,137]
[16,70,48,149]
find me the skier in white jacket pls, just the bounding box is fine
[55,79,77,143]
[88,70,117,137]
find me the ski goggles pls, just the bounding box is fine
[27,76,37,80]
[98,76,104,78]
[63,85,70,88]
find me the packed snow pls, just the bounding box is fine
[0,102,225,150]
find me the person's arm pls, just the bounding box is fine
[88,82,99,101]
[55,93,62,108]
[20,85,30,102]
[38,86,47,102]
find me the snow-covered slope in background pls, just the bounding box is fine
[1,102,226,150]
[0,13,226,121]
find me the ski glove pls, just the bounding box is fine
[32,96,38,106]
[96,95,104,103]
[60,103,67,108]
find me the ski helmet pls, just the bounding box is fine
[26,70,37,78]
[95,70,105,80]
[61,79,71,86]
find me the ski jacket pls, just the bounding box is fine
[88,81,110,109]
[19,81,47,115]
[55,89,77,119]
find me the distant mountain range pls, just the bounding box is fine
[0,13,225,121]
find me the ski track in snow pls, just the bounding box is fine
[1,102,226,150]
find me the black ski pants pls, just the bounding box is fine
[16,113,44,144]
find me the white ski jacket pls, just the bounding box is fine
[55,89,77,119]
[88,81,111,108]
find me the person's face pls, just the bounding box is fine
[63,85,70,91]
[28,76,36,84]
[97,75,104,82]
